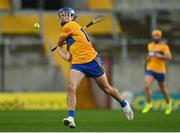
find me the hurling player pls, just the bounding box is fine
[56,7,134,128]
[142,29,172,115]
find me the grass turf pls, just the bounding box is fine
[0,110,180,132]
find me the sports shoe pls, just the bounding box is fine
[122,100,134,120]
[63,116,76,128]
[142,102,153,114]
[165,100,172,115]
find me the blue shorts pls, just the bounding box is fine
[71,56,104,78]
[146,70,165,82]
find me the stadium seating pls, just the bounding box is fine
[1,15,39,34]
[88,0,113,10]
[0,0,11,10]
[115,0,180,10]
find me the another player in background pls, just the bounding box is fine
[56,7,134,128]
[142,29,172,115]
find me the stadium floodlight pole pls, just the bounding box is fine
[51,15,103,52]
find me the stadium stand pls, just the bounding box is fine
[0,0,12,10]
[88,0,113,10]
[115,0,180,10]
[1,15,39,35]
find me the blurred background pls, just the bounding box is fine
[0,0,180,111]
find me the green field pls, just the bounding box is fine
[0,110,180,132]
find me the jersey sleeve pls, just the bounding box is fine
[60,22,74,38]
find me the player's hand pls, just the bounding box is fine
[154,52,163,58]
[148,52,155,57]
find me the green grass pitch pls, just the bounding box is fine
[0,110,180,132]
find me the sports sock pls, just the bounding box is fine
[120,100,127,108]
[68,110,75,118]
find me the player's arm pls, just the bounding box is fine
[56,35,71,61]
[57,35,66,46]
[154,45,172,60]
[154,52,172,60]
[57,45,71,62]
[56,23,73,62]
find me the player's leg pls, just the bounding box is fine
[157,81,172,115]
[142,74,154,113]
[94,73,134,120]
[158,81,170,103]
[144,74,154,103]
[63,69,85,128]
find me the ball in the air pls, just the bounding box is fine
[33,23,40,29]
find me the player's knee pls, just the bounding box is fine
[158,83,164,88]
[145,79,152,89]
[67,83,76,93]
[158,82,165,91]
[159,86,165,92]
[145,84,151,90]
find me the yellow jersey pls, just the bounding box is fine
[146,42,171,73]
[60,21,97,64]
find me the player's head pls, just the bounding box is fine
[152,29,162,43]
[58,7,77,26]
